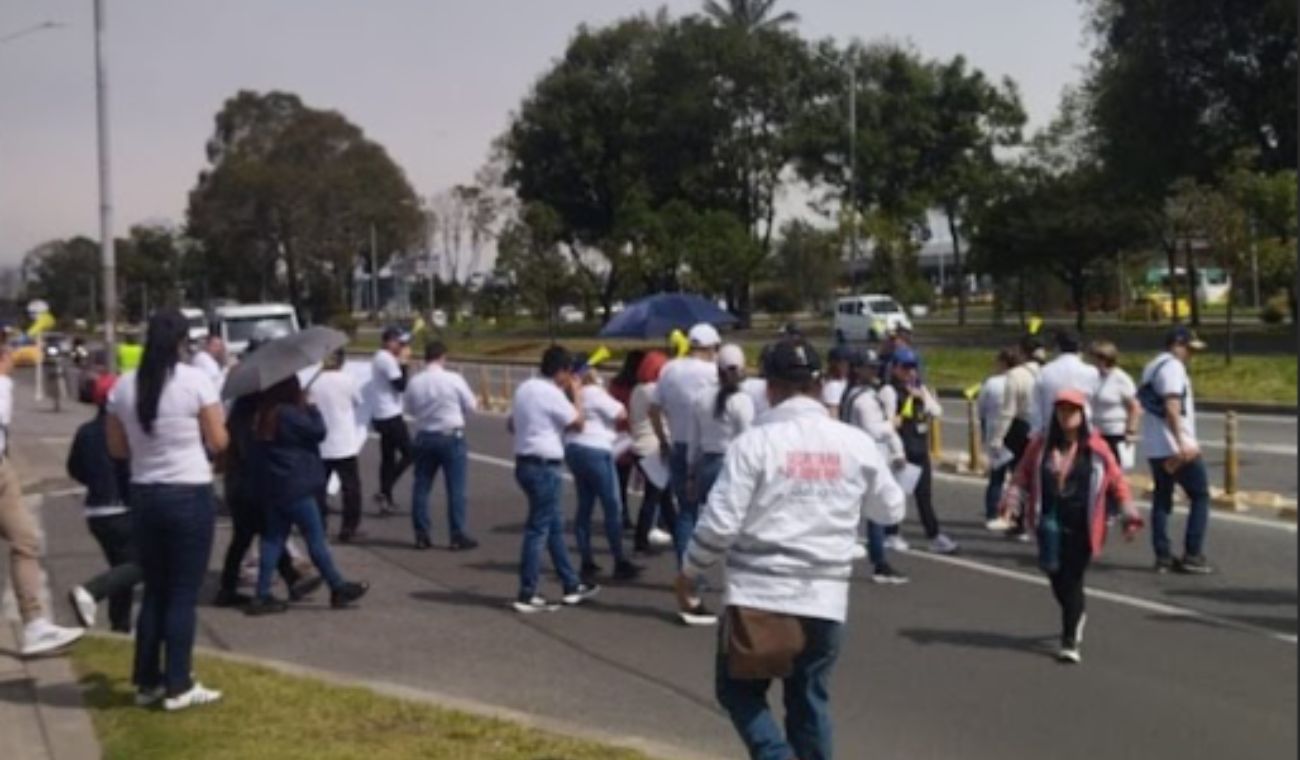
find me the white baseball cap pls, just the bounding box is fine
[688,323,722,348]
[718,344,745,370]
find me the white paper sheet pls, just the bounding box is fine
[640,452,670,490]
[1118,441,1136,471]
[896,463,923,495]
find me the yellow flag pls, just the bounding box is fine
[669,329,689,358]
[411,316,427,335]
[901,396,915,419]
[1028,315,1043,335]
[588,345,611,367]
[964,384,981,401]
[26,312,55,337]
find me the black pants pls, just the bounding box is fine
[318,456,362,533]
[1101,435,1125,517]
[83,513,143,633]
[1048,530,1092,648]
[616,456,634,528]
[633,457,677,551]
[219,493,300,594]
[899,447,941,539]
[374,416,413,502]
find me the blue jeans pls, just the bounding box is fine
[696,452,726,508]
[515,458,580,599]
[866,520,887,570]
[564,443,626,566]
[258,494,346,598]
[131,484,214,697]
[984,463,1009,521]
[1149,456,1210,558]
[716,614,843,760]
[411,431,470,541]
[670,443,694,566]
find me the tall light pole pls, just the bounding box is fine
[0,21,65,44]
[94,0,119,370]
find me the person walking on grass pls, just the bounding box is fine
[1001,389,1144,663]
[1139,327,1213,575]
[628,350,677,554]
[676,337,906,760]
[106,309,227,710]
[840,349,910,585]
[877,348,959,555]
[565,353,642,583]
[509,345,600,613]
[66,373,141,633]
[310,349,367,542]
[0,345,85,656]
[371,326,413,515]
[246,376,369,616]
[405,341,479,552]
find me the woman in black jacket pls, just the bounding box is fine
[246,376,367,614]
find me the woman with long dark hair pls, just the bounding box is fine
[684,344,754,542]
[246,375,368,615]
[106,309,229,711]
[1001,389,1144,663]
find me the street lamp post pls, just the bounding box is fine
[94,0,119,371]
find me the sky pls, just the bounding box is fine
[0,0,1094,266]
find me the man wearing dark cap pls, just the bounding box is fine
[1139,327,1213,574]
[371,327,413,514]
[676,337,905,760]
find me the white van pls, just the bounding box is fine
[214,303,300,356]
[833,294,912,342]
[180,308,209,345]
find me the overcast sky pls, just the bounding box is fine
[0,0,1092,265]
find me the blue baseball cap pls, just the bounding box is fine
[892,347,920,367]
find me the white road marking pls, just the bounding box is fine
[464,449,1297,646]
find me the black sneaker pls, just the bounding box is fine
[561,583,600,606]
[1154,556,1176,574]
[245,597,288,616]
[414,533,432,550]
[288,576,325,602]
[613,561,643,581]
[337,529,365,544]
[579,562,603,581]
[870,564,910,585]
[331,581,370,609]
[213,589,252,608]
[449,536,479,552]
[1176,555,1215,575]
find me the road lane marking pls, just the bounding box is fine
[464,450,1297,646]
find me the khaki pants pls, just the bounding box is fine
[0,459,43,622]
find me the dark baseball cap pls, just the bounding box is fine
[828,345,853,364]
[381,326,411,344]
[763,338,822,383]
[1166,326,1207,351]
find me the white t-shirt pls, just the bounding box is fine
[688,387,756,461]
[511,377,579,460]
[651,356,718,443]
[1139,353,1197,459]
[404,364,477,434]
[0,375,12,455]
[107,363,219,485]
[190,350,225,391]
[629,383,661,458]
[370,349,405,421]
[1093,368,1137,437]
[309,370,365,460]
[566,384,625,451]
[821,378,847,409]
[1032,353,1101,433]
[740,377,769,417]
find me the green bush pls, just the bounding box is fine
[1260,293,1289,325]
[329,313,359,336]
[753,283,802,316]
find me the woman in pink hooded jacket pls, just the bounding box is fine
[1001,388,1144,663]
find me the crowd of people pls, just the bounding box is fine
[0,307,1218,759]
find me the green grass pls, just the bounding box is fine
[72,637,653,760]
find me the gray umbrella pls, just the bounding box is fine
[220,326,348,401]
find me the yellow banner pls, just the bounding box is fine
[26,312,55,337]
[1028,315,1043,335]
[964,384,981,401]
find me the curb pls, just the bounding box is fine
[85,632,726,760]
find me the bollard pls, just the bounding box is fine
[477,365,490,409]
[966,399,982,473]
[1224,410,1239,496]
[929,415,943,460]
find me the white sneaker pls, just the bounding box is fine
[1056,647,1081,664]
[1075,613,1087,645]
[69,586,97,629]
[134,687,165,707]
[849,543,868,561]
[512,596,559,614]
[561,583,600,606]
[163,682,222,712]
[647,528,673,548]
[985,517,1012,532]
[928,534,959,555]
[883,535,911,552]
[678,600,718,626]
[21,619,85,657]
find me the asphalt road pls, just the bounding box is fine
[19,398,1298,760]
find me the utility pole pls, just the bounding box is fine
[94,0,118,371]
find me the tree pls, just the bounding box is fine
[428,181,502,322]
[186,90,422,321]
[771,219,841,312]
[493,204,576,338]
[117,225,186,322]
[21,237,99,321]
[701,0,799,32]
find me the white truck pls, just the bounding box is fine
[833,294,913,343]
[213,303,300,356]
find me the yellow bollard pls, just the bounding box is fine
[477,365,490,409]
[1224,411,1239,496]
[929,415,943,460]
[967,398,983,474]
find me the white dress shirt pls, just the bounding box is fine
[310,369,365,460]
[404,363,478,434]
[511,377,579,460]
[651,356,718,443]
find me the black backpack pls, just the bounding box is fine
[1137,358,1186,419]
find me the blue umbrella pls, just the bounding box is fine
[598,293,738,339]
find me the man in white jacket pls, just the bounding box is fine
[675,338,905,760]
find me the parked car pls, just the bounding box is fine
[833,294,912,342]
[214,303,300,356]
[559,305,585,324]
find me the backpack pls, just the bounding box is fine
[1137,358,1185,419]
